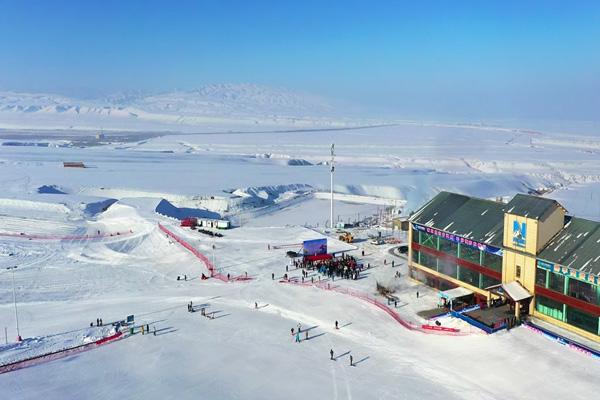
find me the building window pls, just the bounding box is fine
[438,258,457,278]
[548,272,565,293]
[419,232,437,249]
[438,237,458,257]
[412,250,419,264]
[566,306,599,336]
[411,228,419,243]
[536,295,564,321]
[459,245,481,265]
[481,274,501,290]
[420,252,438,271]
[535,268,547,287]
[482,252,502,273]
[458,266,479,287]
[516,265,521,279]
[568,279,600,307]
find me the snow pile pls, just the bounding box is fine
[37,185,67,195]
[82,198,118,217]
[229,184,314,211]
[88,202,153,236]
[232,184,314,201]
[0,198,70,215]
[155,199,221,221]
[251,153,313,166]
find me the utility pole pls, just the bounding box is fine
[7,266,20,341]
[330,143,335,230]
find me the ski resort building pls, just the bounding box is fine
[408,191,600,342]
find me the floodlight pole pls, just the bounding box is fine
[330,143,335,229]
[7,266,20,340]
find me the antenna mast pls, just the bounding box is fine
[330,143,335,229]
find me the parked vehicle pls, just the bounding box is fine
[338,232,354,243]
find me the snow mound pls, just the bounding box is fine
[155,199,221,220]
[83,198,118,217]
[251,153,313,166]
[227,184,314,214]
[232,184,313,202]
[0,198,70,216]
[37,185,67,194]
[286,159,313,166]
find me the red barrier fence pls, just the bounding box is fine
[0,231,133,241]
[281,279,469,336]
[158,223,251,282]
[0,331,123,375]
[421,324,461,333]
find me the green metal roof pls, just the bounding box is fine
[411,191,600,276]
[503,193,562,220]
[410,191,505,246]
[538,216,600,276]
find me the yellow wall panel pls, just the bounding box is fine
[536,207,565,253]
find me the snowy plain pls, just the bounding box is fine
[1,90,600,399]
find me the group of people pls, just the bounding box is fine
[329,349,354,366]
[291,323,311,343]
[90,318,104,327]
[295,254,364,281]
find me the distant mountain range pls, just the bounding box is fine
[0,84,367,132]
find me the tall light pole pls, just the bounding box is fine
[6,266,20,341]
[330,143,335,229]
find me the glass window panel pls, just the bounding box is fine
[420,232,437,249]
[566,306,599,335]
[438,238,458,257]
[420,252,437,271]
[481,274,501,289]
[460,245,481,265]
[535,295,564,321]
[482,252,502,272]
[548,272,565,293]
[438,259,457,278]
[535,268,547,287]
[412,250,419,263]
[568,279,599,306]
[411,228,419,243]
[458,266,479,287]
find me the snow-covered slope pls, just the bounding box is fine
[0,84,362,132]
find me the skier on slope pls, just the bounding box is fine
[330,349,334,360]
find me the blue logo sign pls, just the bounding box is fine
[513,221,527,248]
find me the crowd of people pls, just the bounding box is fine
[291,253,365,280]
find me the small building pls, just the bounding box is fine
[198,218,230,229]
[63,161,86,168]
[409,191,600,342]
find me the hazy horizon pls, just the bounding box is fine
[1,1,599,122]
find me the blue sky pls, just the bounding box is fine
[0,1,599,120]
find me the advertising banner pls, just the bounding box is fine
[303,238,328,256]
[413,223,503,256]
